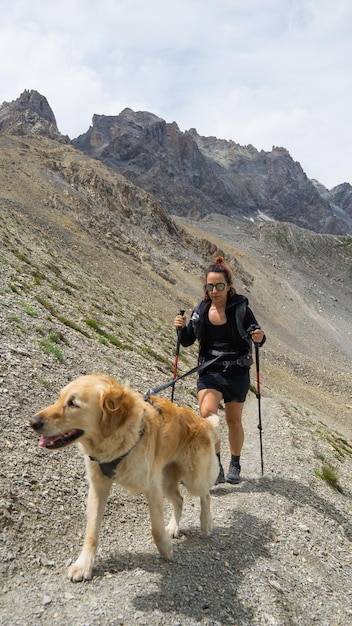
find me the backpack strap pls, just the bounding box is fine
[235,299,251,341]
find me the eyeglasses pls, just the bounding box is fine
[205,282,227,292]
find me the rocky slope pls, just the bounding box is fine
[0,95,352,625]
[1,196,352,626]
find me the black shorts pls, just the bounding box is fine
[197,366,250,403]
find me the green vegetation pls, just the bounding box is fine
[178,353,192,367]
[48,331,61,344]
[314,464,342,492]
[37,377,53,388]
[36,296,56,315]
[21,301,38,317]
[36,296,89,336]
[39,337,64,362]
[142,345,173,368]
[57,314,87,334]
[312,422,352,493]
[318,424,352,459]
[45,262,62,277]
[107,333,131,349]
[84,317,133,350]
[11,248,31,264]
[85,318,101,331]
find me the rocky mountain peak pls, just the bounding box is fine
[0,89,69,143]
[330,182,352,217]
[76,108,172,158]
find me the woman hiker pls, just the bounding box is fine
[174,256,266,485]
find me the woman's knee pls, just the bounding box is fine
[198,389,222,417]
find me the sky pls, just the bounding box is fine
[0,0,351,189]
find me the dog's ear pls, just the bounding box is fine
[100,385,130,438]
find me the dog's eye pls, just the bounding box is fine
[67,397,79,409]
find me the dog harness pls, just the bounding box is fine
[89,427,145,478]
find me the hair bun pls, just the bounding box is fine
[214,255,225,265]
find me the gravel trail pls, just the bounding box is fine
[2,381,352,626]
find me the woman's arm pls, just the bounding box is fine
[245,308,266,346]
[173,312,197,347]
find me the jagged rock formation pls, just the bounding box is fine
[0,89,70,143]
[1,90,352,235]
[73,108,352,235]
[330,182,352,217]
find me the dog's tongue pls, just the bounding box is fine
[39,434,62,448]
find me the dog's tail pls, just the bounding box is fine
[205,413,220,444]
[205,413,219,429]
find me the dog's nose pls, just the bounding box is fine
[30,416,44,431]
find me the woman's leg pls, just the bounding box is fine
[198,388,223,453]
[224,401,245,483]
[198,388,225,484]
[225,401,245,456]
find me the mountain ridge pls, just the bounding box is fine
[1,89,352,235]
[74,109,352,235]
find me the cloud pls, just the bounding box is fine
[0,0,351,188]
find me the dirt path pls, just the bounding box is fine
[1,386,351,626]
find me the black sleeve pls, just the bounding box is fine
[245,306,266,347]
[179,318,197,347]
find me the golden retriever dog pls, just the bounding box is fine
[30,373,219,582]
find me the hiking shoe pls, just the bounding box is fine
[215,464,226,485]
[226,463,241,484]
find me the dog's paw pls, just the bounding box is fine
[67,555,94,582]
[165,519,180,538]
[157,534,174,560]
[200,516,214,536]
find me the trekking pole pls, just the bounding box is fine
[171,309,185,402]
[254,342,264,475]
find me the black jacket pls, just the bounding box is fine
[179,294,265,367]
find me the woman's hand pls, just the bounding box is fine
[174,314,186,329]
[250,328,264,344]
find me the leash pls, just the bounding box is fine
[143,354,223,404]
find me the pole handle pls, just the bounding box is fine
[175,310,185,342]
